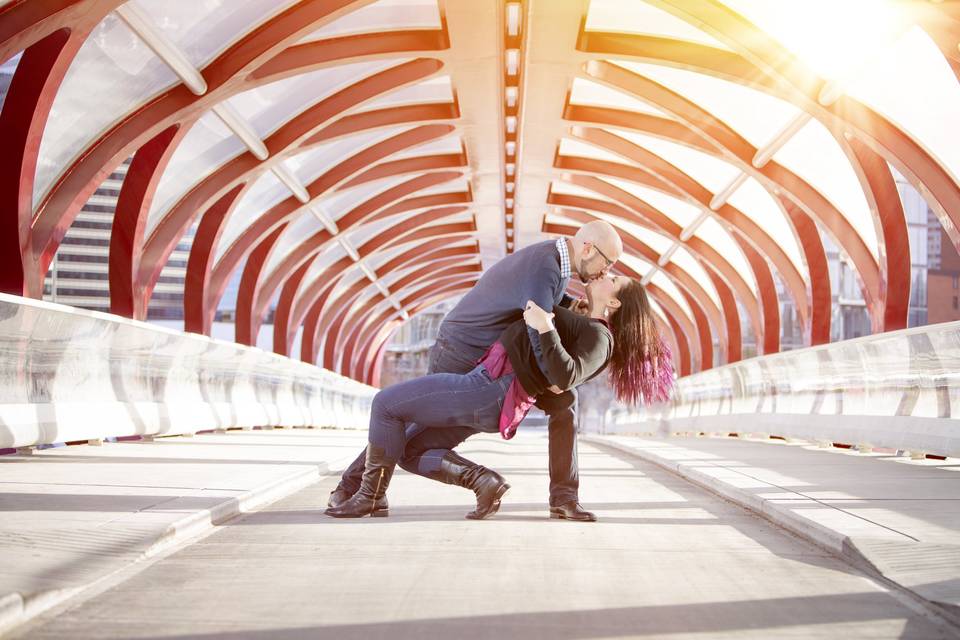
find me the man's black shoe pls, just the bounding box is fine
[549,501,597,522]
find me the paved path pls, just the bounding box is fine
[11,431,955,639]
[0,428,370,635]
[587,434,960,619]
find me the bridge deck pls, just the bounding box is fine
[3,430,954,639]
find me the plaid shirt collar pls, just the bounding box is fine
[555,238,571,280]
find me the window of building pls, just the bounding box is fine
[953,275,959,290]
[954,296,959,311]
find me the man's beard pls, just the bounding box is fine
[576,264,590,283]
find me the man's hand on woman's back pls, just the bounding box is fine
[567,297,589,315]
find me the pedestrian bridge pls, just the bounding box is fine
[3,1,960,637]
[1,292,958,639]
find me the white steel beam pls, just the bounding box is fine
[115,3,207,96]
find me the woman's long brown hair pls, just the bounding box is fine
[607,279,674,406]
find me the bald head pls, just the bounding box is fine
[570,220,623,282]
[575,220,622,259]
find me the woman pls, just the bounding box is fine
[326,275,672,519]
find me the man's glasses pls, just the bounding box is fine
[592,243,614,268]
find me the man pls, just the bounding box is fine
[328,220,623,521]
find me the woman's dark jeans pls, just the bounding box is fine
[336,335,581,507]
[368,365,513,461]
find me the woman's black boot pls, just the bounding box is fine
[326,447,388,513]
[327,485,389,513]
[432,451,510,519]
[325,445,395,518]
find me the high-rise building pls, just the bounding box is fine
[927,222,960,325]
[824,171,935,341]
[2,53,190,320]
[41,160,193,320]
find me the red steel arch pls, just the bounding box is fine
[1,0,957,388]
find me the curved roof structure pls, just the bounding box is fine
[1,0,959,385]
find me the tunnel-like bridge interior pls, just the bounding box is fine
[1,1,959,637]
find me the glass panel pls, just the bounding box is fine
[130,0,297,69]
[406,176,470,197]
[608,60,802,150]
[611,129,742,193]
[375,238,476,273]
[670,246,721,308]
[585,0,733,50]
[0,52,22,113]
[620,220,675,256]
[720,0,911,82]
[776,273,804,350]
[569,78,670,117]
[215,170,289,262]
[299,0,441,42]
[659,318,960,436]
[349,211,413,250]
[215,254,244,313]
[558,137,627,163]
[226,59,409,139]
[0,293,373,446]
[147,109,247,237]
[340,76,453,112]
[725,176,805,274]
[387,134,464,160]
[327,270,365,303]
[773,118,878,260]
[312,174,416,224]
[650,269,693,320]
[285,126,415,184]
[381,261,445,292]
[647,297,668,327]
[551,179,618,201]
[264,211,323,275]
[545,209,584,227]
[694,216,755,293]
[364,243,416,273]
[895,167,932,226]
[548,208,675,256]
[618,254,690,319]
[353,289,387,315]
[600,176,703,229]
[300,242,349,291]
[349,211,473,249]
[847,26,960,189]
[346,269,370,292]
[35,13,179,207]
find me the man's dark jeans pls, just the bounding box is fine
[335,336,580,507]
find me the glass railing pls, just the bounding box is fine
[581,321,960,458]
[0,294,375,449]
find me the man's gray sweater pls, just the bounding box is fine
[437,239,572,360]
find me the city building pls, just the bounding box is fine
[1,54,191,321]
[41,159,193,320]
[928,224,960,324]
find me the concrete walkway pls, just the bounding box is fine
[0,428,370,636]
[6,430,957,639]
[585,434,960,623]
